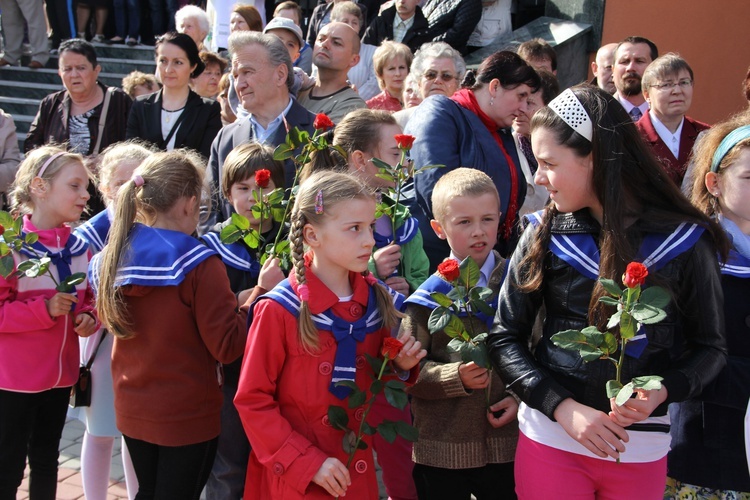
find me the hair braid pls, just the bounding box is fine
[290,210,319,350]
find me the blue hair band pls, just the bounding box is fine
[711,124,750,172]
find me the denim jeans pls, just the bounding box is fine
[0,388,70,500]
[112,0,140,38]
[124,435,218,500]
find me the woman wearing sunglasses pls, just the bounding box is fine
[404,49,541,269]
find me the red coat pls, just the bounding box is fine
[235,266,416,499]
[366,90,403,112]
[636,112,710,185]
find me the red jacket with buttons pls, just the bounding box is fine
[235,265,416,499]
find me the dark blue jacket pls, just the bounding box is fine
[404,94,524,270]
[668,267,750,491]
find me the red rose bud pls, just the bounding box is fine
[0,224,4,237]
[313,113,334,131]
[437,259,460,282]
[623,262,648,288]
[381,337,404,359]
[394,134,415,150]
[255,169,271,189]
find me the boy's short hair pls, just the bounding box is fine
[431,168,500,222]
[274,1,303,26]
[221,142,285,198]
[517,38,557,71]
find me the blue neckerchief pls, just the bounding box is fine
[74,210,111,254]
[200,232,261,278]
[406,271,498,330]
[525,210,706,358]
[256,278,404,399]
[373,216,420,249]
[19,231,89,285]
[89,224,216,295]
[720,215,750,259]
[721,249,750,278]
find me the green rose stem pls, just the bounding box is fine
[256,186,265,247]
[345,353,391,470]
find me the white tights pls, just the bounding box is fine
[80,432,138,500]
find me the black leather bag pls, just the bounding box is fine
[69,332,106,408]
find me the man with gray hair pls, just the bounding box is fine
[201,30,315,232]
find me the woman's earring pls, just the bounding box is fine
[490,98,494,107]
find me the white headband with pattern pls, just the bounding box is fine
[547,89,593,142]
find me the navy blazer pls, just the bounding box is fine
[126,89,222,160]
[636,111,709,185]
[405,94,524,269]
[200,97,315,233]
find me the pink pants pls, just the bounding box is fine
[369,393,418,500]
[514,432,666,500]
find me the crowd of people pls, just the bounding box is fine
[0,1,749,499]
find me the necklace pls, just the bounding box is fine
[162,106,185,123]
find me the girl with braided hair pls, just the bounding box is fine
[234,170,425,499]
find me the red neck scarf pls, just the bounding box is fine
[451,88,519,240]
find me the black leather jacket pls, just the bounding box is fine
[487,211,727,422]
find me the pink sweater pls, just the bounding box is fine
[0,216,96,392]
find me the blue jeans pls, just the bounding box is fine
[0,388,70,500]
[112,0,140,38]
[205,383,250,500]
[124,435,218,500]
[147,0,177,37]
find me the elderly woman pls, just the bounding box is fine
[25,38,132,214]
[402,73,422,109]
[405,50,540,268]
[367,41,413,112]
[393,42,465,128]
[636,54,710,186]
[191,51,227,99]
[176,5,211,51]
[127,32,221,160]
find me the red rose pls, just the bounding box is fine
[437,260,460,282]
[0,224,4,237]
[381,337,403,359]
[623,262,648,288]
[255,169,271,189]
[394,134,415,151]
[313,113,334,131]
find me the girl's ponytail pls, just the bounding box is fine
[366,271,402,330]
[97,179,139,339]
[517,205,556,293]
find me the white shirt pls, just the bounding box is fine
[161,108,185,151]
[615,93,649,119]
[448,251,496,288]
[649,111,684,159]
[249,97,293,144]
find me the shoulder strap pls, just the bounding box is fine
[85,331,107,369]
[162,104,189,149]
[92,87,113,155]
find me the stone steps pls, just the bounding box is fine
[48,55,156,75]
[0,67,125,88]
[0,80,64,100]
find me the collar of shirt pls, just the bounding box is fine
[616,93,649,116]
[250,97,293,144]
[649,111,684,159]
[448,251,496,288]
[393,14,415,42]
[290,253,370,314]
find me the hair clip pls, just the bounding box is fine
[315,189,324,214]
[297,283,310,301]
[37,151,66,179]
[132,174,145,187]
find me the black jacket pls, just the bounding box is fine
[421,0,482,54]
[362,5,431,54]
[487,211,727,423]
[126,89,222,160]
[306,1,369,45]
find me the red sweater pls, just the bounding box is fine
[112,255,249,446]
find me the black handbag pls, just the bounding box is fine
[69,332,106,408]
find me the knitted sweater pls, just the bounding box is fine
[401,251,517,468]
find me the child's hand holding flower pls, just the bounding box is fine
[74,312,97,337]
[390,334,426,372]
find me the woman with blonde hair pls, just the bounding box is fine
[367,41,413,112]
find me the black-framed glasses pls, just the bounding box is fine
[423,70,456,82]
[650,78,693,91]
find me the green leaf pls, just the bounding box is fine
[578,344,606,362]
[430,292,453,308]
[273,142,294,161]
[220,224,243,244]
[347,389,367,409]
[371,379,384,394]
[427,307,451,334]
[640,286,670,309]
[603,332,618,355]
[631,375,663,391]
[605,379,623,398]
[619,311,636,340]
[376,172,396,183]
[473,332,488,343]
[472,299,496,318]
[458,257,480,288]
[0,253,14,278]
[58,272,86,292]
[242,229,261,249]
[0,241,9,256]
[0,211,13,228]
[470,287,494,301]
[607,310,622,330]
[251,204,263,220]
[580,326,605,347]
[413,164,445,174]
[335,380,360,391]
[394,420,419,442]
[230,212,250,230]
[370,157,394,173]
[384,385,408,410]
[468,342,490,368]
[630,303,667,324]
[615,382,635,406]
[551,330,604,362]
[377,421,397,444]
[598,296,619,306]
[599,278,622,297]
[327,405,349,431]
[365,353,384,375]
[385,380,406,390]
[361,421,377,435]
[24,232,39,245]
[443,314,467,339]
[12,217,21,234]
[625,285,641,303]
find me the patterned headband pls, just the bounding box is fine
[547,89,593,142]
